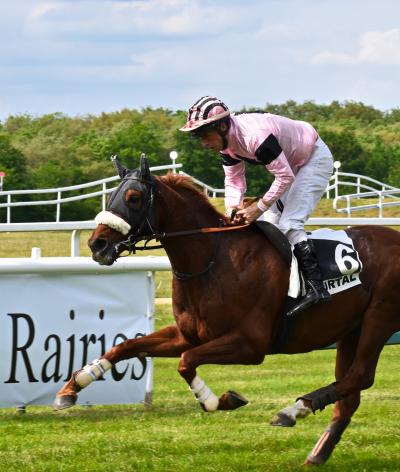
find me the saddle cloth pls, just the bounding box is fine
[289,228,363,298]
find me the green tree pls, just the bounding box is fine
[0,134,29,189]
[319,128,369,175]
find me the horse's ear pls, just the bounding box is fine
[111,155,129,179]
[139,153,151,179]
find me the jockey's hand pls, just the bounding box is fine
[233,202,263,225]
[225,206,240,222]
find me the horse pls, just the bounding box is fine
[54,155,400,466]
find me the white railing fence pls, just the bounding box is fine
[1,156,400,256]
[0,162,182,224]
[326,161,400,217]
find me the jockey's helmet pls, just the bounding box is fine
[179,96,230,134]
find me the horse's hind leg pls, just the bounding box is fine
[53,325,191,411]
[299,301,397,415]
[305,328,361,466]
[295,299,398,464]
[270,328,361,429]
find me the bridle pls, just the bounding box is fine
[109,174,249,280]
[112,174,159,254]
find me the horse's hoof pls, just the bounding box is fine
[53,395,77,411]
[270,412,296,427]
[217,390,249,410]
[304,455,325,466]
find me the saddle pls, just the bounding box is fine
[253,221,292,266]
[253,223,364,353]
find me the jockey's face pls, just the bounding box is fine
[197,129,224,152]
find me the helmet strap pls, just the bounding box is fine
[216,120,230,150]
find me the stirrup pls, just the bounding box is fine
[286,281,331,316]
[287,294,318,317]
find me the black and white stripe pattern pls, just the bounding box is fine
[187,96,228,122]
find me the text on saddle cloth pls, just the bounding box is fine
[305,229,363,296]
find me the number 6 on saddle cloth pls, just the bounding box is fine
[254,222,363,300]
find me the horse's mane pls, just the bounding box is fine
[159,173,225,219]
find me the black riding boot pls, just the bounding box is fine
[287,240,331,317]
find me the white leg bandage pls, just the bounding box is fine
[190,375,219,412]
[75,358,112,388]
[279,399,312,421]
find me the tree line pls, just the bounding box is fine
[0,100,399,221]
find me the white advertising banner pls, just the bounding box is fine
[0,257,154,408]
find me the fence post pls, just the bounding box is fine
[71,230,81,257]
[7,194,11,223]
[102,182,107,210]
[333,161,341,200]
[170,151,178,174]
[56,191,61,222]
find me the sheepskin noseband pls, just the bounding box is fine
[94,210,131,236]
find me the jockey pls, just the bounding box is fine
[179,96,334,316]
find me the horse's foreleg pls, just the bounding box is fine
[53,325,191,411]
[305,329,361,466]
[177,331,264,412]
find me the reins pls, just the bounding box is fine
[107,167,250,279]
[116,222,249,251]
[151,222,250,240]
[117,222,250,280]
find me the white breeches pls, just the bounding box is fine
[263,137,334,246]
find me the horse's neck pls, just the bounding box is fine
[157,181,221,272]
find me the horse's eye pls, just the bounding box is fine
[126,194,142,208]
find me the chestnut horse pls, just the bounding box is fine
[54,155,400,466]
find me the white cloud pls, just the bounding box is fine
[358,29,400,64]
[311,29,400,66]
[25,0,246,38]
[30,3,62,21]
[253,23,300,40]
[1,0,400,119]
[311,51,355,65]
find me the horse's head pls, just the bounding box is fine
[88,154,157,265]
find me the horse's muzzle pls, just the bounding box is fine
[88,237,117,266]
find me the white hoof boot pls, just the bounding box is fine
[281,399,312,421]
[75,358,112,388]
[190,376,219,412]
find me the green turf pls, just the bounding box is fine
[0,305,399,471]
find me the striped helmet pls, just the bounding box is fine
[179,96,230,132]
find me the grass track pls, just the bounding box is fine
[0,199,399,470]
[0,305,399,471]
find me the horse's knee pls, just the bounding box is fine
[338,367,375,396]
[359,374,374,390]
[177,351,195,382]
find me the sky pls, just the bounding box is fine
[0,0,399,120]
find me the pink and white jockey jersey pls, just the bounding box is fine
[221,113,318,208]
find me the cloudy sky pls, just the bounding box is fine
[0,0,399,120]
